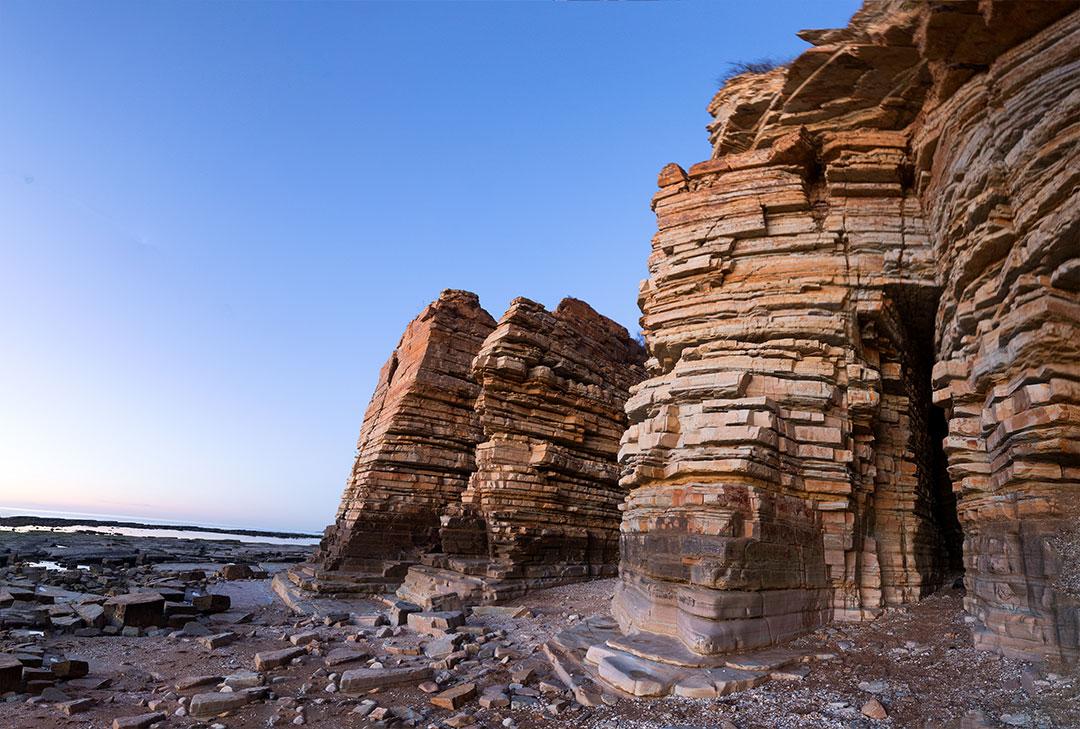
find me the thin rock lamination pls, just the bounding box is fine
[608,0,1080,681]
[292,290,496,594]
[399,297,647,606]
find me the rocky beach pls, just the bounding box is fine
[0,534,1076,728]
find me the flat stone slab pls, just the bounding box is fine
[673,672,719,698]
[75,603,106,628]
[197,631,237,649]
[723,648,807,672]
[254,646,305,671]
[324,648,368,666]
[707,666,770,695]
[585,644,684,697]
[771,664,811,680]
[599,653,679,697]
[176,674,224,691]
[222,670,263,689]
[192,593,231,613]
[271,572,382,618]
[104,593,164,628]
[111,713,166,729]
[340,665,432,694]
[289,630,320,646]
[607,630,729,668]
[469,605,528,618]
[408,610,466,636]
[190,691,249,718]
[60,698,95,715]
[430,682,477,710]
[49,658,89,678]
[574,637,780,699]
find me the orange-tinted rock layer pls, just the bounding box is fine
[615,0,1079,664]
[302,292,645,602]
[410,298,646,600]
[300,290,496,593]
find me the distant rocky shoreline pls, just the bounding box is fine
[0,515,319,541]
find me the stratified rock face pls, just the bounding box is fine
[411,298,646,601]
[313,290,496,588]
[308,290,645,603]
[616,0,1079,664]
[460,298,646,578]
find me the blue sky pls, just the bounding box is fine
[0,1,860,532]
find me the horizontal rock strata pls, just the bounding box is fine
[306,292,645,603]
[402,298,646,604]
[298,290,496,594]
[611,0,1080,670]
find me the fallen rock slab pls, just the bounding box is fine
[60,698,94,715]
[0,653,23,693]
[407,610,465,636]
[340,665,433,694]
[104,593,164,628]
[222,670,263,690]
[111,712,166,729]
[708,666,770,695]
[196,631,237,650]
[75,603,106,628]
[220,564,255,580]
[176,674,224,692]
[289,630,319,646]
[193,593,231,613]
[190,690,249,718]
[324,648,367,666]
[254,647,304,671]
[50,658,89,678]
[431,682,477,710]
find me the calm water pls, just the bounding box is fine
[0,506,321,546]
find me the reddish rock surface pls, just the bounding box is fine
[613,0,1079,667]
[296,290,496,593]
[302,292,644,604]
[400,298,646,605]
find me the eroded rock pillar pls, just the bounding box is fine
[305,289,496,592]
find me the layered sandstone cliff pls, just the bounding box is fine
[399,298,647,606]
[301,291,645,603]
[298,290,496,593]
[614,0,1079,667]
[465,297,646,576]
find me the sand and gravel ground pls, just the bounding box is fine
[1,573,1076,729]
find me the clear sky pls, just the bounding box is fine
[0,0,861,532]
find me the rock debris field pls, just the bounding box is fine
[0,532,1076,729]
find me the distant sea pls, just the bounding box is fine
[0,506,322,546]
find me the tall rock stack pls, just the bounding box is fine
[612,0,1079,668]
[296,290,496,594]
[466,297,647,576]
[398,298,647,606]
[294,291,646,604]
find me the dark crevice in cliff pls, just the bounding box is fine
[891,284,965,587]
